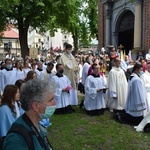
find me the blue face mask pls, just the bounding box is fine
[39,124,47,136]
[39,118,51,127]
[6,64,12,70]
[88,59,93,64]
[138,71,144,77]
[39,105,56,119]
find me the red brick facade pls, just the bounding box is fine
[144,0,150,51]
[98,1,105,51]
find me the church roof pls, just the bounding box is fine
[3,29,19,39]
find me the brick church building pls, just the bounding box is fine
[98,0,150,58]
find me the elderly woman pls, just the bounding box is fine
[2,79,56,150]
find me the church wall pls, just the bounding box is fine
[144,0,150,52]
[99,0,149,53]
[111,0,135,48]
[98,1,105,50]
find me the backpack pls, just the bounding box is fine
[0,123,34,150]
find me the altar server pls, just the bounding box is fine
[51,63,74,114]
[0,58,16,92]
[84,63,107,116]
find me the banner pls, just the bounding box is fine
[29,47,38,59]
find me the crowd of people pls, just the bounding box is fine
[0,44,150,149]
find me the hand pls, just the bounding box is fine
[97,89,101,92]
[65,89,70,93]
[113,97,117,99]
[62,88,70,93]
[62,88,67,92]
[103,89,107,93]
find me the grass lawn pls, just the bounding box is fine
[48,94,150,150]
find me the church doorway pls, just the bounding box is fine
[117,11,134,54]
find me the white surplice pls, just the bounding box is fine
[13,68,25,81]
[23,68,31,77]
[35,69,44,80]
[125,73,146,117]
[42,69,55,80]
[81,62,90,86]
[1,68,16,92]
[58,52,79,105]
[51,75,71,108]
[84,75,107,111]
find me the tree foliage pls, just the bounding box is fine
[0,0,54,58]
[47,0,82,53]
[47,0,98,52]
[0,0,98,56]
[130,0,134,3]
[83,0,98,40]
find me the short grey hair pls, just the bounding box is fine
[20,79,55,111]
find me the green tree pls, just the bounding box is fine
[0,0,53,58]
[47,0,82,53]
[47,0,98,53]
[0,0,99,56]
[79,22,91,48]
[83,0,98,40]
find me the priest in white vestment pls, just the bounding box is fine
[57,43,80,105]
[113,63,146,126]
[0,58,16,92]
[140,64,150,116]
[84,64,107,116]
[51,64,74,114]
[107,57,128,111]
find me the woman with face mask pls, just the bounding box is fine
[2,79,56,150]
[0,85,23,138]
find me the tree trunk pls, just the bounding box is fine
[72,29,79,55]
[18,20,29,59]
